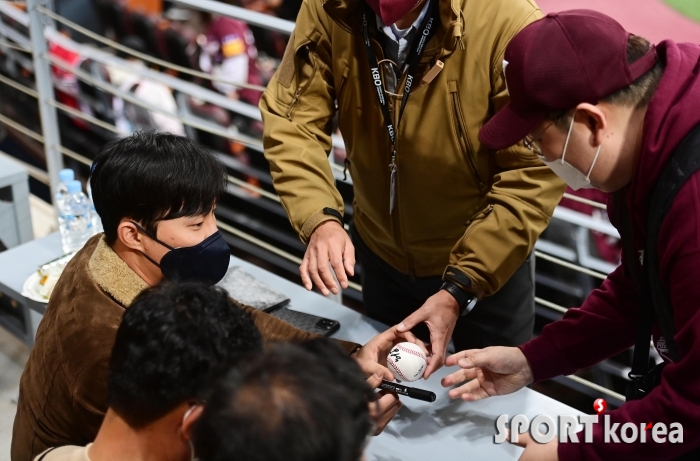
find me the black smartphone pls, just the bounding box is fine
[268,307,340,337]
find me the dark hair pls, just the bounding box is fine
[547,35,665,129]
[117,35,148,59]
[89,131,227,245]
[193,339,374,461]
[108,282,263,428]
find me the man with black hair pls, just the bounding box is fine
[13,132,412,460]
[35,281,263,461]
[194,338,374,461]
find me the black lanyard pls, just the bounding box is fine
[362,0,438,213]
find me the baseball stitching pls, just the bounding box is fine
[389,345,426,381]
[397,344,427,361]
[389,360,411,381]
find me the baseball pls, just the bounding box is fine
[387,342,427,382]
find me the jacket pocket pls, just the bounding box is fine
[448,81,484,190]
[286,33,320,120]
[336,65,350,104]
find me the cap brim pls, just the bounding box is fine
[479,102,545,151]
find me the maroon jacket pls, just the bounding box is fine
[520,40,700,460]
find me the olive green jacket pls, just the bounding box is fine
[260,0,564,298]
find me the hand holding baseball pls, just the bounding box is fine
[441,346,534,401]
[353,325,430,382]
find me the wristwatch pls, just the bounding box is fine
[441,281,477,316]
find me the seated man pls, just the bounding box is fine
[13,131,410,460]
[35,281,263,461]
[193,338,375,461]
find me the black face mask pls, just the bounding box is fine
[132,222,230,286]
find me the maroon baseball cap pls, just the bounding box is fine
[479,9,658,151]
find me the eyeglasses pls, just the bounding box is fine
[523,121,554,157]
[377,58,403,98]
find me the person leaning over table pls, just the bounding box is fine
[260,0,565,378]
[441,10,700,461]
[11,131,421,461]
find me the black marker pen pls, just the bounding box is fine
[380,380,437,403]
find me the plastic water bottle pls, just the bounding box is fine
[54,168,74,211]
[58,180,93,253]
[86,182,103,235]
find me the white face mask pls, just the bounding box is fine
[540,114,601,191]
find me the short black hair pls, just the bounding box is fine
[108,282,262,428]
[547,34,665,129]
[193,339,374,461]
[90,131,228,245]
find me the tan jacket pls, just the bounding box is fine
[260,0,565,297]
[12,235,358,461]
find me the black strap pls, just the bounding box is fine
[361,0,439,150]
[645,123,700,359]
[618,191,657,385]
[623,123,700,394]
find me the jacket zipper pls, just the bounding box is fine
[286,41,313,120]
[449,82,484,191]
[286,87,303,119]
[391,82,417,279]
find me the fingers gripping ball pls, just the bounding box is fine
[387,342,427,382]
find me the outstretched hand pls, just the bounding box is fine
[441,346,534,401]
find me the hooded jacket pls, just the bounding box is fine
[520,41,700,459]
[260,0,564,298]
[12,235,358,461]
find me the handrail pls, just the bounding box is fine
[0,149,50,184]
[0,72,37,96]
[170,0,295,34]
[37,6,267,92]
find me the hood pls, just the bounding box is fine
[321,0,465,57]
[629,41,700,212]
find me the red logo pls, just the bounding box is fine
[593,398,607,414]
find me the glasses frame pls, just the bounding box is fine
[523,120,555,157]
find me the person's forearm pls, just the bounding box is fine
[448,162,564,298]
[520,265,639,381]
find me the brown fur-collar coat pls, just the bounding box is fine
[12,235,358,460]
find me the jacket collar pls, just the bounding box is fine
[88,235,149,307]
[322,0,465,57]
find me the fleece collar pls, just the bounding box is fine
[87,236,149,307]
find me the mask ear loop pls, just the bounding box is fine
[585,144,602,180]
[560,111,577,165]
[183,405,199,461]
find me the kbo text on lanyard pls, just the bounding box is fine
[362,0,439,214]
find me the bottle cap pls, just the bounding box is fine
[59,169,75,183]
[67,180,82,194]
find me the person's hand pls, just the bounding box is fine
[512,432,559,461]
[300,221,354,296]
[441,346,534,401]
[353,325,429,381]
[396,290,459,378]
[352,327,427,435]
[366,371,402,434]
